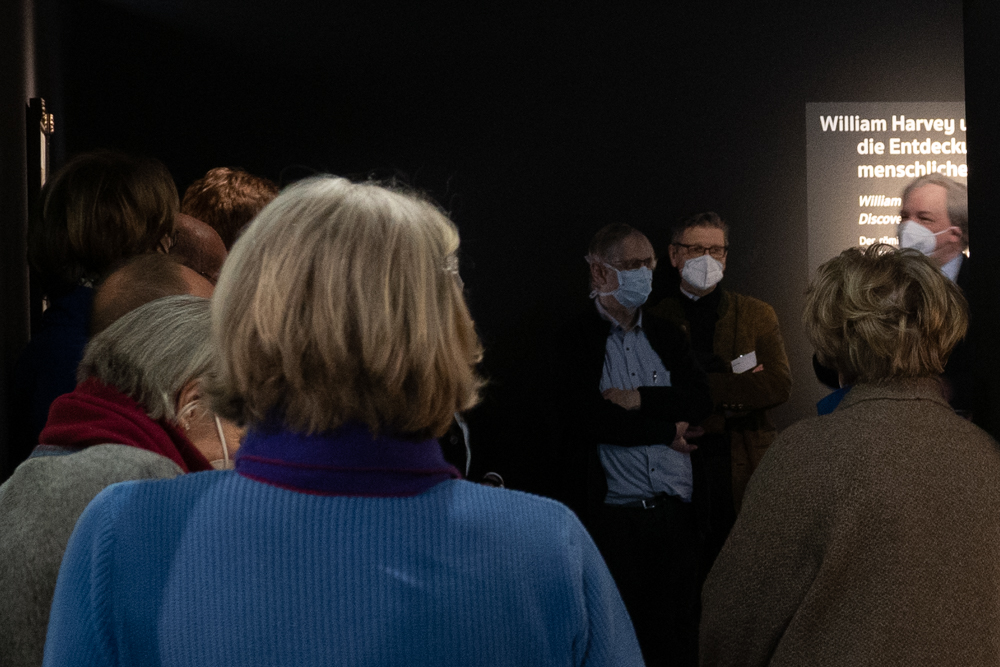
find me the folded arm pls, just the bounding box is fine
[709,304,791,412]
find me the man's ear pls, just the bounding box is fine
[948,226,964,245]
[668,244,682,269]
[589,260,607,288]
[174,378,202,422]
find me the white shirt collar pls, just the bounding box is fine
[941,253,963,283]
[594,298,642,331]
[680,286,700,301]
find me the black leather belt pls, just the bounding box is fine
[613,493,678,510]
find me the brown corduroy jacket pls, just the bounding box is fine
[650,290,791,511]
[700,379,1000,666]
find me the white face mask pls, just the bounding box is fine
[898,220,949,256]
[681,254,724,291]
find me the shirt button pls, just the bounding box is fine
[626,347,630,351]
[631,372,635,376]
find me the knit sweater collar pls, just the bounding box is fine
[235,421,461,497]
[837,377,950,411]
[38,377,212,473]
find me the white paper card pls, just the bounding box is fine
[731,351,758,374]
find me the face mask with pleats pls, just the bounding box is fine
[681,254,724,291]
[593,264,653,309]
[898,220,949,256]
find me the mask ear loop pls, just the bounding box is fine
[213,415,229,468]
[589,262,623,299]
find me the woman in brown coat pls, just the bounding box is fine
[700,244,1000,666]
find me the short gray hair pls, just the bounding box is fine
[77,295,213,421]
[586,223,642,263]
[902,174,968,249]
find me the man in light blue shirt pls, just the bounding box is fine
[557,223,712,667]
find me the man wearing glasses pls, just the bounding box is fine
[650,212,791,580]
[556,223,713,666]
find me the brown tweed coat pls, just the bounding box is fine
[700,379,1000,666]
[650,290,792,511]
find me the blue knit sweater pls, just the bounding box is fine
[43,472,642,666]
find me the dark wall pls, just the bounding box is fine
[0,0,33,480]
[965,0,1000,440]
[38,0,966,495]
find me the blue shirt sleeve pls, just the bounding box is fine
[43,483,128,667]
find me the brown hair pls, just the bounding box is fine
[28,151,178,293]
[208,176,483,439]
[803,244,968,384]
[671,211,730,244]
[180,167,279,249]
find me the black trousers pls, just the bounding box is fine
[699,446,737,583]
[592,496,700,667]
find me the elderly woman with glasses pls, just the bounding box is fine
[700,244,1000,667]
[43,177,643,667]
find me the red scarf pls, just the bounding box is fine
[39,377,212,473]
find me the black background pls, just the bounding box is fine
[36,0,966,496]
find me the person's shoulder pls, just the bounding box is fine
[94,467,229,507]
[723,290,784,333]
[69,444,183,480]
[0,445,181,510]
[78,470,235,541]
[741,415,846,499]
[756,415,841,468]
[647,293,685,319]
[435,480,588,533]
[441,479,578,512]
[724,290,776,315]
[938,410,1000,455]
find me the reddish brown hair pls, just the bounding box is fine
[180,167,279,249]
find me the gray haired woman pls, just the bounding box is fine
[0,295,240,667]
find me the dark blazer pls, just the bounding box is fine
[945,255,973,412]
[7,285,94,475]
[650,289,792,511]
[554,304,713,522]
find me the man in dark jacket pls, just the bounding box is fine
[649,212,791,580]
[557,223,712,667]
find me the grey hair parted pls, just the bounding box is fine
[77,294,213,422]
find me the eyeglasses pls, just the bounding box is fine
[608,257,657,271]
[673,243,728,260]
